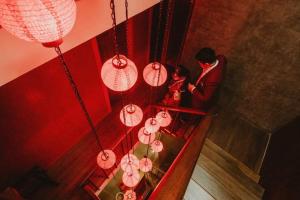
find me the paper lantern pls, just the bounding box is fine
[120,104,143,127]
[124,190,136,200]
[96,150,116,169]
[145,118,160,133]
[138,127,156,144]
[151,140,163,153]
[156,111,172,127]
[143,62,167,87]
[120,154,139,172]
[0,0,76,47]
[139,157,153,173]
[101,55,138,91]
[122,168,140,188]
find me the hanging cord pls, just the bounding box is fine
[110,0,121,60]
[156,0,175,139]
[147,0,164,118]
[54,47,109,179]
[161,0,175,64]
[54,46,104,152]
[124,0,135,155]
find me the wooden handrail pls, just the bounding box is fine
[148,116,212,199]
[151,104,207,115]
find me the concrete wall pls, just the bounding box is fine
[181,0,300,132]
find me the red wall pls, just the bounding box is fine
[0,39,111,188]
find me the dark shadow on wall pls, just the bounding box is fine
[260,116,300,200]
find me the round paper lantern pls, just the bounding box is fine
[120,154,139,172]
[120,104,143,127]
[0,0,76,47]
[101,55,138,91]
[156,111,172,127]
[145,118,160,133]
[151,140,163,153]
[96,150,116,169]
[124,190,136,200]
[143,62,167,87]
[138,127,156,144]
[122,169,140,188]
[139,157,153,173]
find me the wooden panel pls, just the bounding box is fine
[184,179,215,200]
[198,155,262,200]
[207,108,269,173]
[150,116,213,200]
[191,165,236,200]
[202,139,261,183]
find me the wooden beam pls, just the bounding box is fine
[151,104,207,115]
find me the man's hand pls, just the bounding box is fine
[188,83,196,93]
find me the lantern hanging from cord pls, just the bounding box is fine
[138,127,156,144]
[101,55,138,92]
[139,157,153,173]
[156,111,172,127]
[143,62,167,87]
[96,150,116,169]
[124,190,136,200]
[122,168,140,188]
[145,117,160,133]
[120,154,139,172]
[0,0,76,47]
[151,140,163,153]
[120,104,143,127]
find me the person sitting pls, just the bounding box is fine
[187,47,226,112]
[162,65,189,107]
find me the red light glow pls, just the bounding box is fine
[120,154,139,172]
[138,127,156,144]
[101,55,138,92]
[156,111,172,127]
[0,0,76,46]
[120,104,143,127]
[143,62,167,87]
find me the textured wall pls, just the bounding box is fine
[182,0,300,131]
[0,39,111,188]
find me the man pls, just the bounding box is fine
[187,47,226,111]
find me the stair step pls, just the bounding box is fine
[184,179,215,200]
[197,154,263,200]
[191,164,237,200]
[203,139,261,183]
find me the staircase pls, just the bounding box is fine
[184,138,264,200]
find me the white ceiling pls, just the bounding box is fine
[0,0,159,86]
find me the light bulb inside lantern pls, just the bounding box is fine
[156,111,172,127]
[122,168,140,188]
[101,55,138,91]
[138,127,156,144]
[120,104,143,127]
[139,157,153,172]
[96,150,116,169]
[143,62,167,86]
[124,190,136,200]
[0,0,77,47]
[145,117,160,133]
[120,154,140,172]
[151,140,163,152]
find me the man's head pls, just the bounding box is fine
[195,48,216,69]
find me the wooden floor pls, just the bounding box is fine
[207,107,270,173]
[184,139,264,200]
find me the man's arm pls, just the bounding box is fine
[188,66,223,102]
[189,82,220,102]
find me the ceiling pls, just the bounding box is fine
[0,0,159,86]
